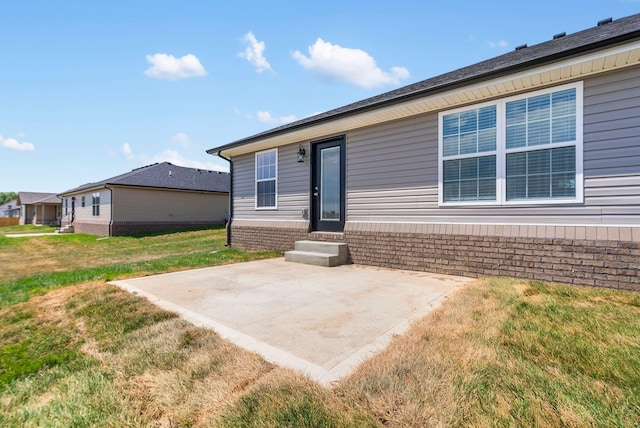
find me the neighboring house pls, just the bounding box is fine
[17,192,61,225]
[0,199,20,218]
[58,162,229,236]
[207,14,640,291]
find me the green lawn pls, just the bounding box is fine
[0,228,638,427]
[1,224,57,234]
[0,227,278,304]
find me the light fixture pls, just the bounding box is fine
[297,144,306,163]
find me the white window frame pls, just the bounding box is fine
[438,81,583,206]
[92,192,100,216]
[255,148,278,210]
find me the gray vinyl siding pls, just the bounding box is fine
[233,65,640,225]
[347,65,640,225]
[111,187,227,222]
[233,144,309,220]
[583,67,640,221]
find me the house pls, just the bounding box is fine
[17,192,61,225]
[207,14,640,291]
[0,199,20,218]
[58,162,229,236]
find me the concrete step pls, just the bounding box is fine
[284,250,345,267]
[285,240,349,267]
[294,240,348,257]
[57,225,74,234]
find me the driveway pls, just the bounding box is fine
[111,258,473,385]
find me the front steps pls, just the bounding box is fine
[285,240,348,267]
[57,225,74,234]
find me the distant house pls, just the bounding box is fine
[17,192,61,225]
[0,199,20,218]
[207,14,640,291]
[58,162,229,236]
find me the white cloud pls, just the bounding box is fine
[0,135,34,151]
[292,38,410,89]
[122,143,134,160]
[234,107,254,119]
[144,53,207,80]
[238,32,272,73]
[488,40,509,48]
[151,149,228,172]
[257,111,297,125]
[171,132,190,147]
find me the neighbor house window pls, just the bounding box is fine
[81,196,85,207]
[92,193,100,216]
[255,149,277,209]
[439,82,583,205]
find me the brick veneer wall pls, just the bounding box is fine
[74,222,110,236]
[231,221,640,292]
[231,224,309,251]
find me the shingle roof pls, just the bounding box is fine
[208,13,640,154]
[17,192,60,205]
[59,162,230,195]
[0,199,19,211]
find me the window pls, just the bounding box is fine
[255,149,277,209]
[92,193,100,216]
[439,82,583,205]
[81,196,85,207]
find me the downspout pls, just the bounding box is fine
[105,185,113,236]
[57,196,63,230]
[215,151,233,247]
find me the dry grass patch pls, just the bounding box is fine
[0,283,279,426]
[0,228,232,283]
[218,369,378,427]
[337,278,640,427]
[2,255,639,427]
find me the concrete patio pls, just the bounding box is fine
[111,258,473,385]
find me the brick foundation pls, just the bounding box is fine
[231,222,640,292]
[110,221,224,236]
[74,221,110,236]
[71,220,224,236]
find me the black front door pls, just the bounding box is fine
[311,136,345,232]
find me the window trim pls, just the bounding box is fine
[255,148,278,210]
[92,192,100,216]
[438,81,583,207]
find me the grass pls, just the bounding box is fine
[0,227,279,307]
[1,224,57,234]
[1,229,639,426]
[336,278,640,427]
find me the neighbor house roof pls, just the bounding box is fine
[0,199,19,211]
[17,192,61,205]
[59,162,230,196]
[208,13,640,155]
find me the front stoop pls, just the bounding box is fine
[57,225,74,234]
[285,240,348,267]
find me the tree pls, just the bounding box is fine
[0,192,18,205]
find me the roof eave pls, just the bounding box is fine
[208,27,640,157]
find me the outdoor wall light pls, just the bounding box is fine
[297,144,306,163]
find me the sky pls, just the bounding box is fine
[1,1,639,193]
